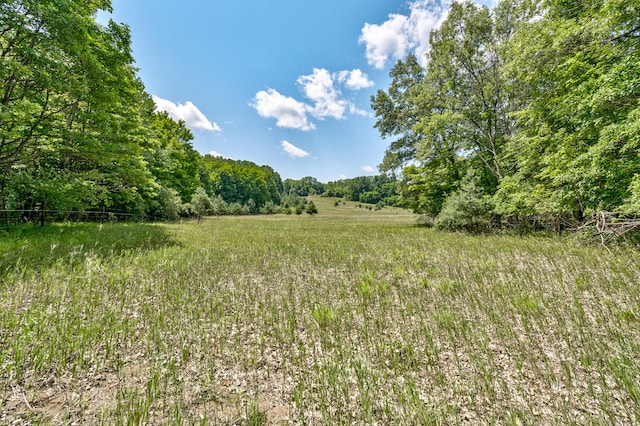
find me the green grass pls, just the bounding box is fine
[1,198,639,424]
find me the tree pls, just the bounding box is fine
[283,176,324,196]
[422,0,527,183]
[435,169,493,232]
[306,200,318,215]
[191,187,212,221]
[1,0,291,222]
[497,0,640,217]
[0,1,143,172]
[371,53,425,173]
[146,112,200,202]
[373,0,540,219]
[1,0,158,217]
[1,0,112,170]
[201,156,283,209]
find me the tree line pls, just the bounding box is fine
[284,175,401,207]
[0,1,296,223]
[372,0,640,232]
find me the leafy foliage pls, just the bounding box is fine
[373,0,640,232]
[434,169,493,232]
[322,175,401,206]
[0,0,290,223]
[306,200,318,215]
[283,176,325,196]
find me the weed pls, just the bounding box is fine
[312,305,336,330]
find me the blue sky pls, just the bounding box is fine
[99,0,495,182]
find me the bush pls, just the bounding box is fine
[157,187,183,221]
[191,187,213,218]
[178,202,195,217]
[306,201,318,215]
[435,170,493,233]
[260,201,277,214]
[210,195,229,216]
[228,202,243,215]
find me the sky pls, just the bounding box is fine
[98,0,495,182]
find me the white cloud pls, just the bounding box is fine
[298,68,348,120]
[152,95,221,132]
[208,150,232,159]
[348,103,370,117]
[281,141,310,158]
[359,0,450,68]
[252,89,315,131]
[337,69,375,90]
[362,165,376,173]
[253,68,374,128]
[360,13,410,69]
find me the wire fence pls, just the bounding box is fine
[0,209,134,229]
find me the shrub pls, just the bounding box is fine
[210,195,229,216]
[157,187,183,221]
[228,202,243,215]
[435,169,493,233]
[260,201,277,214]
[306,201,318,215]
[191,187,213,218]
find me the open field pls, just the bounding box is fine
[1,197,639,424]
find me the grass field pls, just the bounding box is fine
[1,197,639,424]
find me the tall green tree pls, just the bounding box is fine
[371,53,425,173]
[200,156,282,209]
[146,112,201,202]
[421,0,535,183]
[1,0,157,215]
[373,1,533,216]
[1,0,113,170]
[496,0,640,217]
[283,176,324,196]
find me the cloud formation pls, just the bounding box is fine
[362,165,376,173]
[298,68,349,120]
[252,68,373,129]
[253,89,315,131]
[337,69,375,90]
[359,0,450,68]
[152,95,221,132]
[281,141,310,158]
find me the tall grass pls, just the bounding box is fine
[1,198,639,424]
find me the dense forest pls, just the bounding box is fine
[372,0,640,232]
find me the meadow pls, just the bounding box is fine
[1,197,639,424]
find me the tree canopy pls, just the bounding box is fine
[372,0,640,231]
[0,0,288,223]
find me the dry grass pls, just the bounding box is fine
[1,198,639,424]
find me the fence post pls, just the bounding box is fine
[40,202,46,228]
